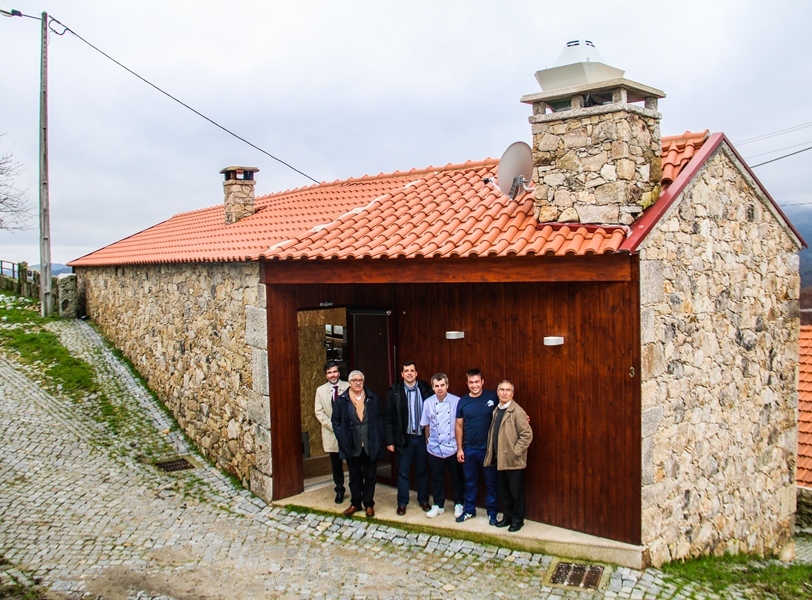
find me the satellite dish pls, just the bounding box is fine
[497,141,534,200]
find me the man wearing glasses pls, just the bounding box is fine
[485,380,533,532]
[332,370,385,518]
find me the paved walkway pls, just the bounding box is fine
[0,320,807,599]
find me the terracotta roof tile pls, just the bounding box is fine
[70,134,714,267]
[661,130,709,188]
[799,326,812,487]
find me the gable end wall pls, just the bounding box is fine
[75,262,270,496]
[638,147,799,565]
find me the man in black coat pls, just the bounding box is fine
[332,369,385,518]
[384,361,433,515]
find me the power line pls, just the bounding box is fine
[745,140,812,159]
[750,145,812,168]
[735,121,812,145]
[20,12,321,185]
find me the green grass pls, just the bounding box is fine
[0,583,48,600]
[0,554,48,600]
[0,328,96,393]
[662,552,812,600]
[0,292,125,433]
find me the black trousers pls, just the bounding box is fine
[329,451,345,494]
[347,448,377,508]
[427,453,464,507]
[497,468,526,526]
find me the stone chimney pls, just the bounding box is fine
[520,41,665,225]
[221,166,259,225]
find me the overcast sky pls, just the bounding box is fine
[1,0,811,265]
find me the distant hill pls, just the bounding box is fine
[30,263,72,276]
[781,206,812,288]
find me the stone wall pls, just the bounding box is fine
[798,487,812,529]
[0,263,66,314]
[638,146,800,566]
[76,262,270,499]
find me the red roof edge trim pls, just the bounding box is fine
[620,133,806,253]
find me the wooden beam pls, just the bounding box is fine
[261,254,633,285]
[266,285,304,500]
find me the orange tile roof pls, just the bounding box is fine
[258,162,626,260]
[69,173,414,265]
[799,326,812,487]
[69,132,710,267]
[661,130,709,188]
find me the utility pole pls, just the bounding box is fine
[39,10,52,316]
[2,7,53,315]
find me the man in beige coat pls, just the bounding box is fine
[485,380,533,532]
[315,361,350,503]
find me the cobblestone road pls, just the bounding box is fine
[0,320,808,599]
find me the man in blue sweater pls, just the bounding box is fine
[455,368,499,525]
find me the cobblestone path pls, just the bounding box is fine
[0,320,807,599]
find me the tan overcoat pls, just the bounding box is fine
[314,379,350,453]
[484,401,533,470]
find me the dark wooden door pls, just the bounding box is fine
[346,308,397,484]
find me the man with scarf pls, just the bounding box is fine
[384,361,433,515]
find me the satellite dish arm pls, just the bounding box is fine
[508,175,534,200]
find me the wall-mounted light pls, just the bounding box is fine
[445,331,465,340]
[543,336,564,346]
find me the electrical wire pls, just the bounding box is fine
[734,121,812,146]
[17,12,320,185]
[745,140,812,159]
[750,145,812,168]
[11,13,809,186]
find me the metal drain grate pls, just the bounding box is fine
[550,562,604,590]
[154,457,195,472]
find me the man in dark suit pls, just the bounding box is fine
[384,361,433,515]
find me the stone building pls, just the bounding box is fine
[69,43,803,566]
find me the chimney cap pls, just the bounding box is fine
[535,41,625,92]
[220,166,259,182]
[521,77,665,106]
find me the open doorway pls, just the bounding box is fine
[297,307,397,490]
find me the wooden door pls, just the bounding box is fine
[346,308,397,484]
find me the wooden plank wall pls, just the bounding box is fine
[266,278,641,544]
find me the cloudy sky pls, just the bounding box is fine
[1,0,811,265]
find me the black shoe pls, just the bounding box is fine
[335,490,345,504]
[508,522,524,532]
[495,519,510,528]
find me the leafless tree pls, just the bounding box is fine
[0,136,32,231]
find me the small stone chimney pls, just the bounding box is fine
[521,41,665,225]
[221,166,259,225]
